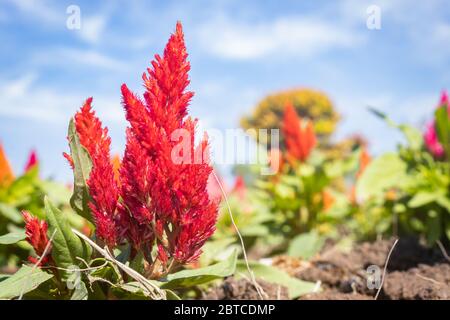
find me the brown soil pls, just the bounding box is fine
[203,277,289,300]
[301,290,372,300]
[295,237,450,300]
[384,263,450,299]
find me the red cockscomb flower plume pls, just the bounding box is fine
[73,97,120,247]
[121,22,218,265]
[282,103,317,163]
[23,211,51,265]
[24,149,38,172]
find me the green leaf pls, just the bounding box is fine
[39,180,72,206]
[426,210,442,244]
[235,261,316,299]
[287,231,325,260]
[0,265,53,299]
[408,191,442,208]
[356,153,408,200]
[199,238,236,266]
[436,196,450,212]
[70,281,88,300]
[162,249,237,289]
[0,230,26,245]
[0,203,23,223]
[398,125,423,150]
[434,104,450,157]
[45,197,92,279]
[368,107,423,149]
[67,118,94,223]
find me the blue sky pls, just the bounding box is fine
[0,0,449,181]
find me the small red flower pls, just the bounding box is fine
[282,103,317,163]
[23,211,51,265]
[24,149,38,172]
[62,152,74,169]
[74,98,119,247]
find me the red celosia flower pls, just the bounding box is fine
[282,103,316,163]
[121,22,218,264]
[23,210,51,265]
[118,130,155,250]
[424,91,449,158]
[74,97,119,247]
[65,22,218,270]
[24,149,38,172]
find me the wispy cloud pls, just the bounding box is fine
[4,0,62,25]
[78,14,107,44]
[32,47,126,71]
[0,74,124,123]
[196,15,364,60]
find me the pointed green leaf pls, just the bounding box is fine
[287,231,325,260]
[236,261,316,299]
[434,105,450,157]
[0,265,53,299]
[356,153,408,200]
[45,197,92,279]
[0,230,26,245]
[0,203,22,224]
[162,249,237,289]
[67,118,94,223]
[368,107,423,149]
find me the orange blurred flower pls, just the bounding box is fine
[322,190,335,211]
[282,103,316,163]
[0,143,14,187]
[269,147,283,173]
[349,147,372,204]
[356,147,371,178]
[111,154,121,183]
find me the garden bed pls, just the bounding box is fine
[204,238,450,300]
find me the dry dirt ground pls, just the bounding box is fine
[204,237,450,300]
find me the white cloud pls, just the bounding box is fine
[196,15,364,60]
[4,0,62,25]
[78,15,107,44]
[32,47,126,71]
[0,74,125,124]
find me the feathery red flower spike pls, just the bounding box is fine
[66,22,218,272]
[282,103,317,163]
[23,211,52,265]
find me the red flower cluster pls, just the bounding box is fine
[74,98,120,248]
[282,103,317,163]
[23,211,51,265]
[67,22,218,269]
